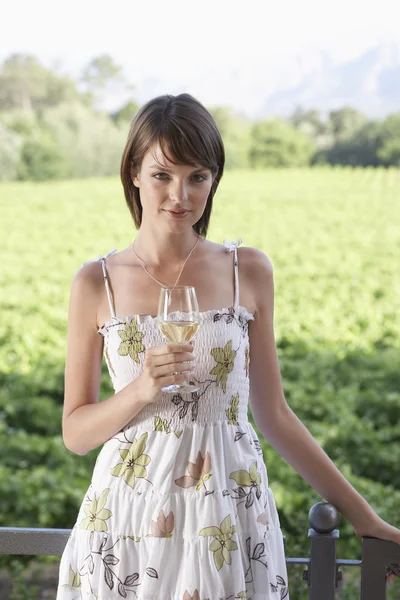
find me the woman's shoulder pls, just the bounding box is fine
[237,243,274,278]
[205,238,273,277]
[71,248,118,292]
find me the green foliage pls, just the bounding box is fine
[1,53,400,184]
[0,54,81,111]
[80,54,133,109]
[208,106,251,168]
[41,101,127,177]
[8,560,41,600]
[16,131,69,181]
[112,99,140,125]
[315,120,383,166]
[249,118,316,167]
[377,114,400,166]
[328,107,367,139]
[0,122,22,179]
[0,168,399,594]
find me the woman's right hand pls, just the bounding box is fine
[136,343,196,405]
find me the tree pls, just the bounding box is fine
[111,100,140,125]
[16,132,69,181]
[0,122,22,180]
[328,106,367,140]
[290,106,327,137]
[81,54,134,109]
[249,118,316,168]
[314,120,383,167]
[41,101,127,177]
[377,113,400,166]
[208,106,251,169]
[0,54,80,111]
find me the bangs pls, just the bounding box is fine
[149,122,219,173]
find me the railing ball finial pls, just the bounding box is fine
[308,501,340,534]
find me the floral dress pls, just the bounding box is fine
[56,239,289,600]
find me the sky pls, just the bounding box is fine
[1,0,399,116]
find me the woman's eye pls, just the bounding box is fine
[153,173,207,182]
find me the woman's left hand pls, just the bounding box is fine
[353,517,400,584]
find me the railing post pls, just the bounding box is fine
[303,502,341,600]
[361,537,400,600]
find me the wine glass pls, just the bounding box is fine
[157,286,200,393]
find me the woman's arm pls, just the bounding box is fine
[245,247,400,541]
[62,263,147,455]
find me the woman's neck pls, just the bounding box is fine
[132,227,201,266]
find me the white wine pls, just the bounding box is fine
[159,320,199,344]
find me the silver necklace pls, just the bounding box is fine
[132,234,201,291]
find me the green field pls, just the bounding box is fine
[1,167,399,597]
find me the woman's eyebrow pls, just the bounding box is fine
[148,163,207,173]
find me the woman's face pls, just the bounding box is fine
[131,143,215,232]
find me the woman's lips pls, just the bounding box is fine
[165,210,190,219]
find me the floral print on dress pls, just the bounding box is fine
[117,316,145,363]
[226,392,239,425]
[145,509,175,538]
[79,488,112,532]
[110,432,152,489]
[175,450,213,492]
[199,514,238,571]
[230,461,263,511]
[66,565,81,587]
[58,240,289,599]
[210,340,236,393]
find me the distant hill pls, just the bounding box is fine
[134,41,400,120]
[261,42,400,119]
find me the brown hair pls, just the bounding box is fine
[120,93,225,237]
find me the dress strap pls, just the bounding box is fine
[223,238,242,308]
[83,249,117,319]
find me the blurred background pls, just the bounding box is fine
[0,0,399,598]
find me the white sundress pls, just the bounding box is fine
[56,239,289,600]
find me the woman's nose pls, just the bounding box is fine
[169,179,188,203]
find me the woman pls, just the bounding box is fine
[57,93,399,599]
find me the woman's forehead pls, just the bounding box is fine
[145,143,204,170]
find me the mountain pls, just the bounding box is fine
[260,42,400,119]
[134,41,400,120]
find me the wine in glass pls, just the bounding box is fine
[157,286,200,393]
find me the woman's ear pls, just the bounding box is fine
[130,164,140,187]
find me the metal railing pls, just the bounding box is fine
[1,502,400,598]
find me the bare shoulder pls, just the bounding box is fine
[71,259,104,295]
[237,246,274,317]
[237,245,273,276]
[68,259,105,329]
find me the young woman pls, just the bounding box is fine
[57,93,400,599]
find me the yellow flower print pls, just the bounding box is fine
[154,416,170,433]
[210,340,236,393]
[226,392,239,425]
[145,508,175,538]
[199,514,238,571]
[230,461,262,488]
[79,488,112,532]
[63,565,81,587]
[117,317,145,363]
[110,432,151,489]
[175,450,212,491]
